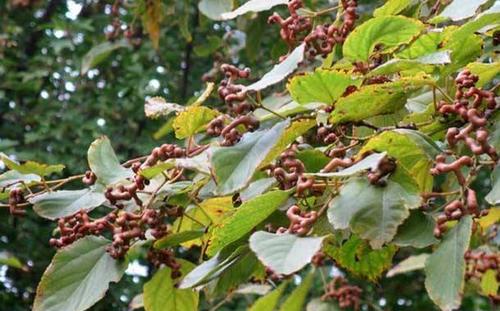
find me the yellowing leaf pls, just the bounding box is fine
[478,207,500,229]
[173,106,219,139]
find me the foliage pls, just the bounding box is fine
[1,0,499,311]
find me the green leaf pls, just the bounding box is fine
[296,149,331,173]
[179,245,249,289]
[33,236,126,311]
[207,190,290,256]
[0,251,24,269]
[81,40,129,74]
[278,271,314,311]
[425,216,473,311]
[368,50,451,76]
[287,69,362,105]
[143,260,198,311]
[249,281,289,311]
[240,178,277,202]
[393,210,438,248]
[154,229,205,249]
[323,235,397,281]
[466,62,500,87]
[246,43,305,91]
[311,152,387,178]
[485,164,500,205]
[329,77,433,125]
[0,170,40,188]
[210,250,260,296]
[88,136,133,185]
[260,119,315,168]
[249,231,325,275]
[0,154,64,177]
[328,178,420,248]
[193,36,223,57]
[343,16,425,62]
[220,0,288,20]
[29,188,106,220]
[438,0,490,21]
[397,31,446,59]
[386,253,429,277]
[173,106,219,139]
[144,96,184,119]
[211,120,289,195]
[360,129,440,192]
[198,0,233,20]
[373,0,412,17]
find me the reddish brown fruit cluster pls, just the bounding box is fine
[105,0,142,47]
[8,188,25,216]
[277,205,318,235]
[50,208,168,259]
[218,64,252,115]
[147,248,182,279]
[433,189,486,238]
[105,144,185,208]
[311,250,326,267]
[322,276,362,310]
[465,250,499,282]
[207,115,260,146]
[430,155,473,186]
[438,70,498,161]
[268,148,315,196]
[305,0,357,58]
[268,0,312,51]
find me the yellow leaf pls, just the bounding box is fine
[478,207,500,230]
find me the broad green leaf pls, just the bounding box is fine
[311,152,387,178]
[207,190,289,256]
[360,129,439,192]
[393,210,438,248]
[329,77,433,125]
[210,250,260,296]
[480,269,499,296]
[373,0,412,17]
[81,40,129,74]
[438,0,489,21]
[249,231,325,275]
[30,188,106,220]
[425,216,473,311]
[221,0,287,20]
[179,245,249,289]
[246,43,305,91]
[0,169,40,188]
[144,96,183,119]
[0,154,64,177]
[343,16,425,62]
[466,62,500,87]
[386,253,429,277]
[278,271,314,311]
[143,260,198,311]
[369,51,451,76]
[211,120,289,195]
[287,69,362,105]
[139,161,175,179]
[296,149,331,173]
[485,164,500,205]
[154,229,205,249]
[173,106,219,139]
[260,119,315,168]
[88,136,133,185]
[328,178,420,248]
[397,31,446,59]
[193,35,223,56]
[198,0,234,20]
[249,281,289,311]
[33,236,126,311]
[323,235,397,281]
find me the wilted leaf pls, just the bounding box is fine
[33,236,126,311]
[144,97,184,119]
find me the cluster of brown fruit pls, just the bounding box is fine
[268,0,312,51]
[321,276,362,310]
[277,205,318,235]
[207,115,260,146]
[217,64,252,115]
